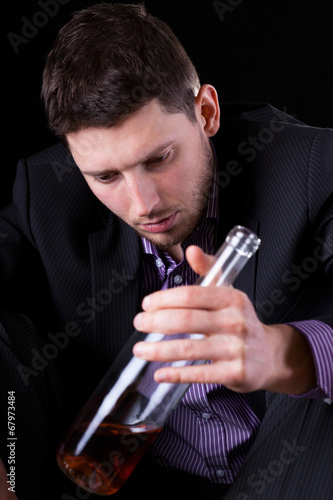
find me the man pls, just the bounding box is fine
[0,3,332,499]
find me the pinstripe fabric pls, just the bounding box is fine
[290,319,333,401]
[1,102,333,499]
[220,394,333,500]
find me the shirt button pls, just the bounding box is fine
[156,259,163,268]
[174,275,183,285]
[216,470,225,478]
[201,412,211,419]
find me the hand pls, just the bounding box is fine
[133,245,317,394]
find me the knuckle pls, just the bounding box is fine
[181,286,197,305]
[232,289,247,309]
[149,343,160,358]
[181,308,194,327]
[233,315,247,335]
[172,373,182,383]
[232,359,246,386]
[222,309,247,335]
[181,339,196,359]
[237,342,246,363]
[149,314,161,332]
[193,367,208,383]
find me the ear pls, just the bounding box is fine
[194,84,220,137]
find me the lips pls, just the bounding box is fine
[140,212,177,233]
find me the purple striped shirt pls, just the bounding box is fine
[139,166,332,483]
[288,320,333,403]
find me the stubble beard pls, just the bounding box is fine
[136,134,215,251]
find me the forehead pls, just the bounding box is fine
[67,99,196,169]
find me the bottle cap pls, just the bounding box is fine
[226,226,261,258]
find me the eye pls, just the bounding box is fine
[147,152,170,165]
[95,173,117,183]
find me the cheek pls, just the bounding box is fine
[166,160,193,194]
[169,162,198,197]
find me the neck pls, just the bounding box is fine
[166,244,183,263]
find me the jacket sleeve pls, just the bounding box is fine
[0,160,66,499]
[0,159,44,308]
[288,128,333,401]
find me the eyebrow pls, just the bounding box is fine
[81,140,175,177]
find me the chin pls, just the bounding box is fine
[134,213,202,250]
[142,230,192,250]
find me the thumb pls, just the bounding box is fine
[185,245,215,276]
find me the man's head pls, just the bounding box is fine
[42,2,201,138]
[42,3,220,258]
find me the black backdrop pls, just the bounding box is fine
[2,0,333,208]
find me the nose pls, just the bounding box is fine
[128,173,160,218]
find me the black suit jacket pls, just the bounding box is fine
[1,103,333,499]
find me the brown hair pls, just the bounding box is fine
[41,3,201,138]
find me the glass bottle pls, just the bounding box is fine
[56,225,261,495]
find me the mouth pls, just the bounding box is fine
[139,212,178,233]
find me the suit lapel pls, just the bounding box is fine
[88,216,142,366]
[217,169,260,307]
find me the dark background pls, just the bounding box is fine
[2,0,333,208]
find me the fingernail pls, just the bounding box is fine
[133,342,144,357]
[133,313,143,331]
[155,370,167,383]
[142,295,151,310]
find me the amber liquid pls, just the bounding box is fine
[57,421,161,495]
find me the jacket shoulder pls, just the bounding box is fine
[12,142,109,235]
[24,142,82,184]
[220,101,333,138]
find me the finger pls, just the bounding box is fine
[133,333,243,363]
[141,284,246,312]
[134,306,247,336]
[153,359,244,387]
[185,245,216,276]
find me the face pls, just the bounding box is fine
[67,99,215,255]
